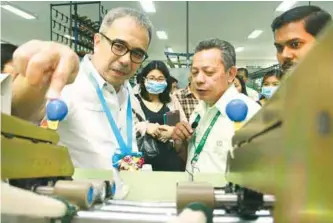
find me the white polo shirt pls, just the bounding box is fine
[57,55,142,169]
[186,85,261,174]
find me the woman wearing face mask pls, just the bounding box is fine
[234,75,248,96]
[135,60,187,171]
[258,69,281,106]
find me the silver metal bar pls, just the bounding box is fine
[74,211,273,223]
[104,193,275,211]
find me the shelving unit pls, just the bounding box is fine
[50,1,107,57]
[165,52,194,68]
[248,64,280,91]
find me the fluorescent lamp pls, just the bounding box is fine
[248,30,263,39]
[156,31,168,40]
[139,1,156,13]
[166,47,173,53]
[235,47,244,53]
[1,4,36,20]
[275,0,297,12]
[170,57,178,62]
[64,34,75,40]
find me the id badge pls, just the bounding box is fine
[191,160,200,174]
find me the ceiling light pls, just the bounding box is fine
[156,31,168,40]
[235,47,244,53]
[64,35,75,40]
[248,30,263,39]
[275,0,298,12]
[139,0,156,13]
[1,3,36,20]
[170,57,178,62]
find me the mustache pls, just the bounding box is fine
[110,64,131,75]
[281,60,296,72]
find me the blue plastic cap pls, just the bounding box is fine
[46,99,68,121]
[111,181,116,197]
[87,186,94,204]
[225,99,248,122]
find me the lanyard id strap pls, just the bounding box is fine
[89,73,133,154]
[191,111,221,163]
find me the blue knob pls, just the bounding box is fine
[46,99,68,121]
[225,99,248,122]
[87,186,94,204]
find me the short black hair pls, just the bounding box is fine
[235,75,248,96]
[262,69,282,86]
[271,5,332,37]
[194,38,236,71]
[139,60,172,104]
[1,43,18,72]
[237,68,249,78]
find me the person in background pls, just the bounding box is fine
[236,68,259,101]
[174,75,199,121]
[271,5,332,74]
[258,69,281,106]
[135,60,187,171]
[1,43,18,77]
[170,76,179,94]
[233,75,248,96]
[171,39,261,174]
[132,71,143,94]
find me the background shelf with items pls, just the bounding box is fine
[248,64,280,91]
[50,1,108,58]
[165,52,194,68]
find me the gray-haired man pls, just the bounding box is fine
[172,38,260,176]
[11,7,153,169]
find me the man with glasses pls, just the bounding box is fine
[55,7,153,169]
[8,7,153,169]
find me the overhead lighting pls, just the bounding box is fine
[166,47,173,53]
[275,0,298,12]
[0,2,37,20]
[64,34,75,40]
[139,1,156,13]
[170,57,178,62]
[156,31,168,40]
[235,47,244,53]
[248,30,263,39]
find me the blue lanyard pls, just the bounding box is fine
[89,73,133,154]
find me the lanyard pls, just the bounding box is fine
[191,111,221,164]
[89,73,133,155]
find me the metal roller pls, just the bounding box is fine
[35,180,94,209]
[176,182,275,212]
[176,182,215,212]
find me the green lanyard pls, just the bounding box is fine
[191,111,221,164]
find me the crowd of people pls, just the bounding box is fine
[1,5,332,176]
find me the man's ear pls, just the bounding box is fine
[93,33,102,53]
[227,66,237,84]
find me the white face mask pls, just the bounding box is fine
[261,86,278,99]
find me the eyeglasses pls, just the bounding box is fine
[100,33,148,64]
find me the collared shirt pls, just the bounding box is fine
[186,85,261,175]
[57,55,144,169]
[174,86,199,121]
